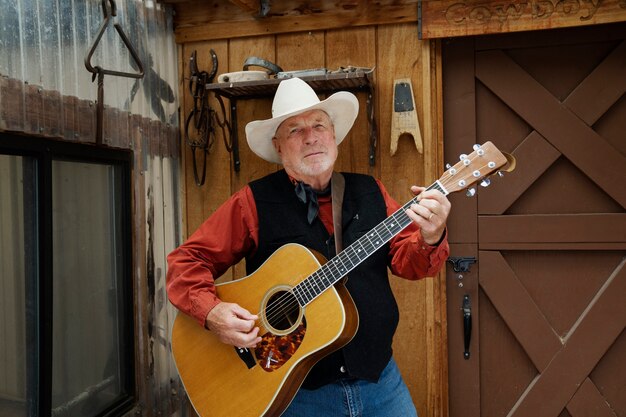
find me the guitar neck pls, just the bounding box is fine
[292,180,448,307]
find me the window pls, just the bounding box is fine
[0,135,134,417]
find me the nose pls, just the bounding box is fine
[302,126,318,144]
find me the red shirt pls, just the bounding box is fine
[166,179,449,326]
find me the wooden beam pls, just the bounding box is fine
[228,0,259,14]
[173,0,419,43]
[419,0,626,39]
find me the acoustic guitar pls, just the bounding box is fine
[171,142,515,417]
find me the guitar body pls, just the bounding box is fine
[172,244,359,417]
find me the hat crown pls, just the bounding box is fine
[272,78,321,118]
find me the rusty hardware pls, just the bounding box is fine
[84,0,144,145]
[184,50,232,185]
[447,256,476,273]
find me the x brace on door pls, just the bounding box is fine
[475,42,626,211]
[481,252,626,417]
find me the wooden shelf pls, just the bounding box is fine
[206,69,376,171]
[205,70,374,99]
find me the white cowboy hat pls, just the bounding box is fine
[245,77,360,164]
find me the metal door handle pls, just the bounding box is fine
[462,294,471,359]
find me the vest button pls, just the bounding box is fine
[340,365,346,373]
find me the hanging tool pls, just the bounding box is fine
[390,78,423,156]
[185,49,219,186]
[84,0,144,145]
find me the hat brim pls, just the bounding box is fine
[245,91,359,164]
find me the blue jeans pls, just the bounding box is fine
[281,357,418,417]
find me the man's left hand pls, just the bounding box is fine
[405,185,451,245]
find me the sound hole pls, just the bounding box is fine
[265,290,301,332]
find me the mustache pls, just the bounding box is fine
[304,145,327,155]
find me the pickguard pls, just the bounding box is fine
[254,318,307,372]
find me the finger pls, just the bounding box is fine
[232,304,259,321]
[406,204,430,224]
[410,185,426,196]
[417,198,439,213]
[408,203,430,220]
[245,327,262,346]
[235,327,262,348]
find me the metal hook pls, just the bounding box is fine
[84,0,144,145]
[85,0,144,79]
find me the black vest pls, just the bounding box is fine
[247,170,399,389]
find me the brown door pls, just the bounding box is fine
[443,23,626,417]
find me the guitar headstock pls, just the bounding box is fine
[438,141,515,196]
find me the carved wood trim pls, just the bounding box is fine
[420,0,626,39]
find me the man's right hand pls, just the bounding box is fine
[205,302,262,348]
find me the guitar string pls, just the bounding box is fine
[261,158,492,326]
[258,156,487,322]
[260,196,420,325]
[259,194,424,325]
[259,154,494,327]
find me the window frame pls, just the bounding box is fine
[0,134,135,417]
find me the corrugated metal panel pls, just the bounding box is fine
[0,0,179,137]
[0,2,187,416]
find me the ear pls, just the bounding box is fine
[272,137,281,156]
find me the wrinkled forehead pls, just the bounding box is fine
[276,109,332,133]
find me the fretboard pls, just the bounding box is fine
[292,180,447,307]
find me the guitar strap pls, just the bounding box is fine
[331,171,345,254]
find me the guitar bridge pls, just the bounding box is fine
[234,347,257,369]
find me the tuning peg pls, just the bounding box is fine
[446,163,452,169]
[497,171,505,177]
[466,188,476,197]
[472,144,481,151]
[480,178,491,187]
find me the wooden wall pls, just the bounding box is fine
[178,23,447,417]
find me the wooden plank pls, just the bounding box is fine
[326,27,377,176]
[479,214,626,244]
[228,35,277,281]
[228,0,258,14]
[480,242,626,250]
[509,259,626,417]
[431,40,448,417]
[482,252,623,417]
[181,40,229,237]
[0,77,24,132]
[442,37,478,244]
[567,378,619,417]
[475,49,626,208]
[478,131,560,215]
[420,0,626,40]
[480,251,563,371]
[24,83,43,136]
[42,89,62,138]
[130,113,152,412]
[565,39,626,125]
[378,23,431,412]
[174,0,419,43]
[446,243,480,417]
[276,31,325,72]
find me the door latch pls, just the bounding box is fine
[462,294,472,360]
[447,256,476,273]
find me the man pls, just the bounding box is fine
[167,77,450,416]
